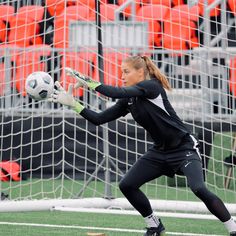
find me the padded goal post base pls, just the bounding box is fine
[0,198,235,214]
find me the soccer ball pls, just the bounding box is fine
[25,71,54,100]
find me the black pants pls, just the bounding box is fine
[119,146,231,222]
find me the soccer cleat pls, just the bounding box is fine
[144,220,166,236]
[230,232,236,236]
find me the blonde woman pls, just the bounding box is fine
[50,56,236,236]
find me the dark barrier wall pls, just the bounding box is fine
[1,116,234,180]
[0,116,149,180]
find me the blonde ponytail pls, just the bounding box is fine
[142,56,171,91]
[123,55,171,90]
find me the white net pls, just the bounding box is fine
[0,0,235,214]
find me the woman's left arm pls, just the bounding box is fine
[95,84,145,98]
[66,67,160,99]
[95,79,162,99]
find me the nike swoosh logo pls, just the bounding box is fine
[186,152,193,157]
[184,162,191,167]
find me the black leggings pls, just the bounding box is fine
[119,157,231,222]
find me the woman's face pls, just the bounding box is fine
[121,62,144,87]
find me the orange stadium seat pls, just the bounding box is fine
[136,5,169,47]
[53,5,90,48]
[198,0,220,17]
[61,0,108,12]
[45,0,78,16]
[172,0,184,6]
[169,4,200,22]
[75,0,107,7]
[228,0,236,15]
[16,5,45,22]
[117,0,141,19]
[229,58,236,97]
[73,0,96,10]
[141,0,171,7]
[142,0,182,6]
[93,51,129,86]
[89,4,121,21]
[8,16,42,46]
[45,0,66,17]
[64,5,90,18]
[60,52,96,97]
[163,18,199,51]
[15,45,51,96]
[137,4,170,20]
[16,5,45,45]
[0,5,15,22]
[0,19,7,43]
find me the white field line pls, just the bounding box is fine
[0,221,226,236]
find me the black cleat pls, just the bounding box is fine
[143,220,166,236]
[230,232,236,236]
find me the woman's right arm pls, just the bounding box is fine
[79,99,129,126]
[49,81,129,126]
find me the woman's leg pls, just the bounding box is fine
[180,159,236,233]
[119,153,167,235]
[119,151,165,217]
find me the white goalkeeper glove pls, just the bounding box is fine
[49,81,84,114]
[65,67,101,90]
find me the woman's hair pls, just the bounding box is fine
[123,55,171,90]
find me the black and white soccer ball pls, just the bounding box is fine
[25,71,54,100]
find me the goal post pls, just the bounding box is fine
[0,0,235,216]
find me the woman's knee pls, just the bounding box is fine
[191,185,206,195]
[190,184,214,200]
[119,177,134,193]
[188,179,206,194]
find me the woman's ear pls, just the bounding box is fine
[138,68,145,79]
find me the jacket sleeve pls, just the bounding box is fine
[95,80,161,99]
[80,99,129,125]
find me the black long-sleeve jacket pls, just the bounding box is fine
[80,79,191,151]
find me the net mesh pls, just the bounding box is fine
[0,0,235,211]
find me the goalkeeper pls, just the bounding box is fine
[50,55,236,236]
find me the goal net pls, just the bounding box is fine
[0,0,235,216]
